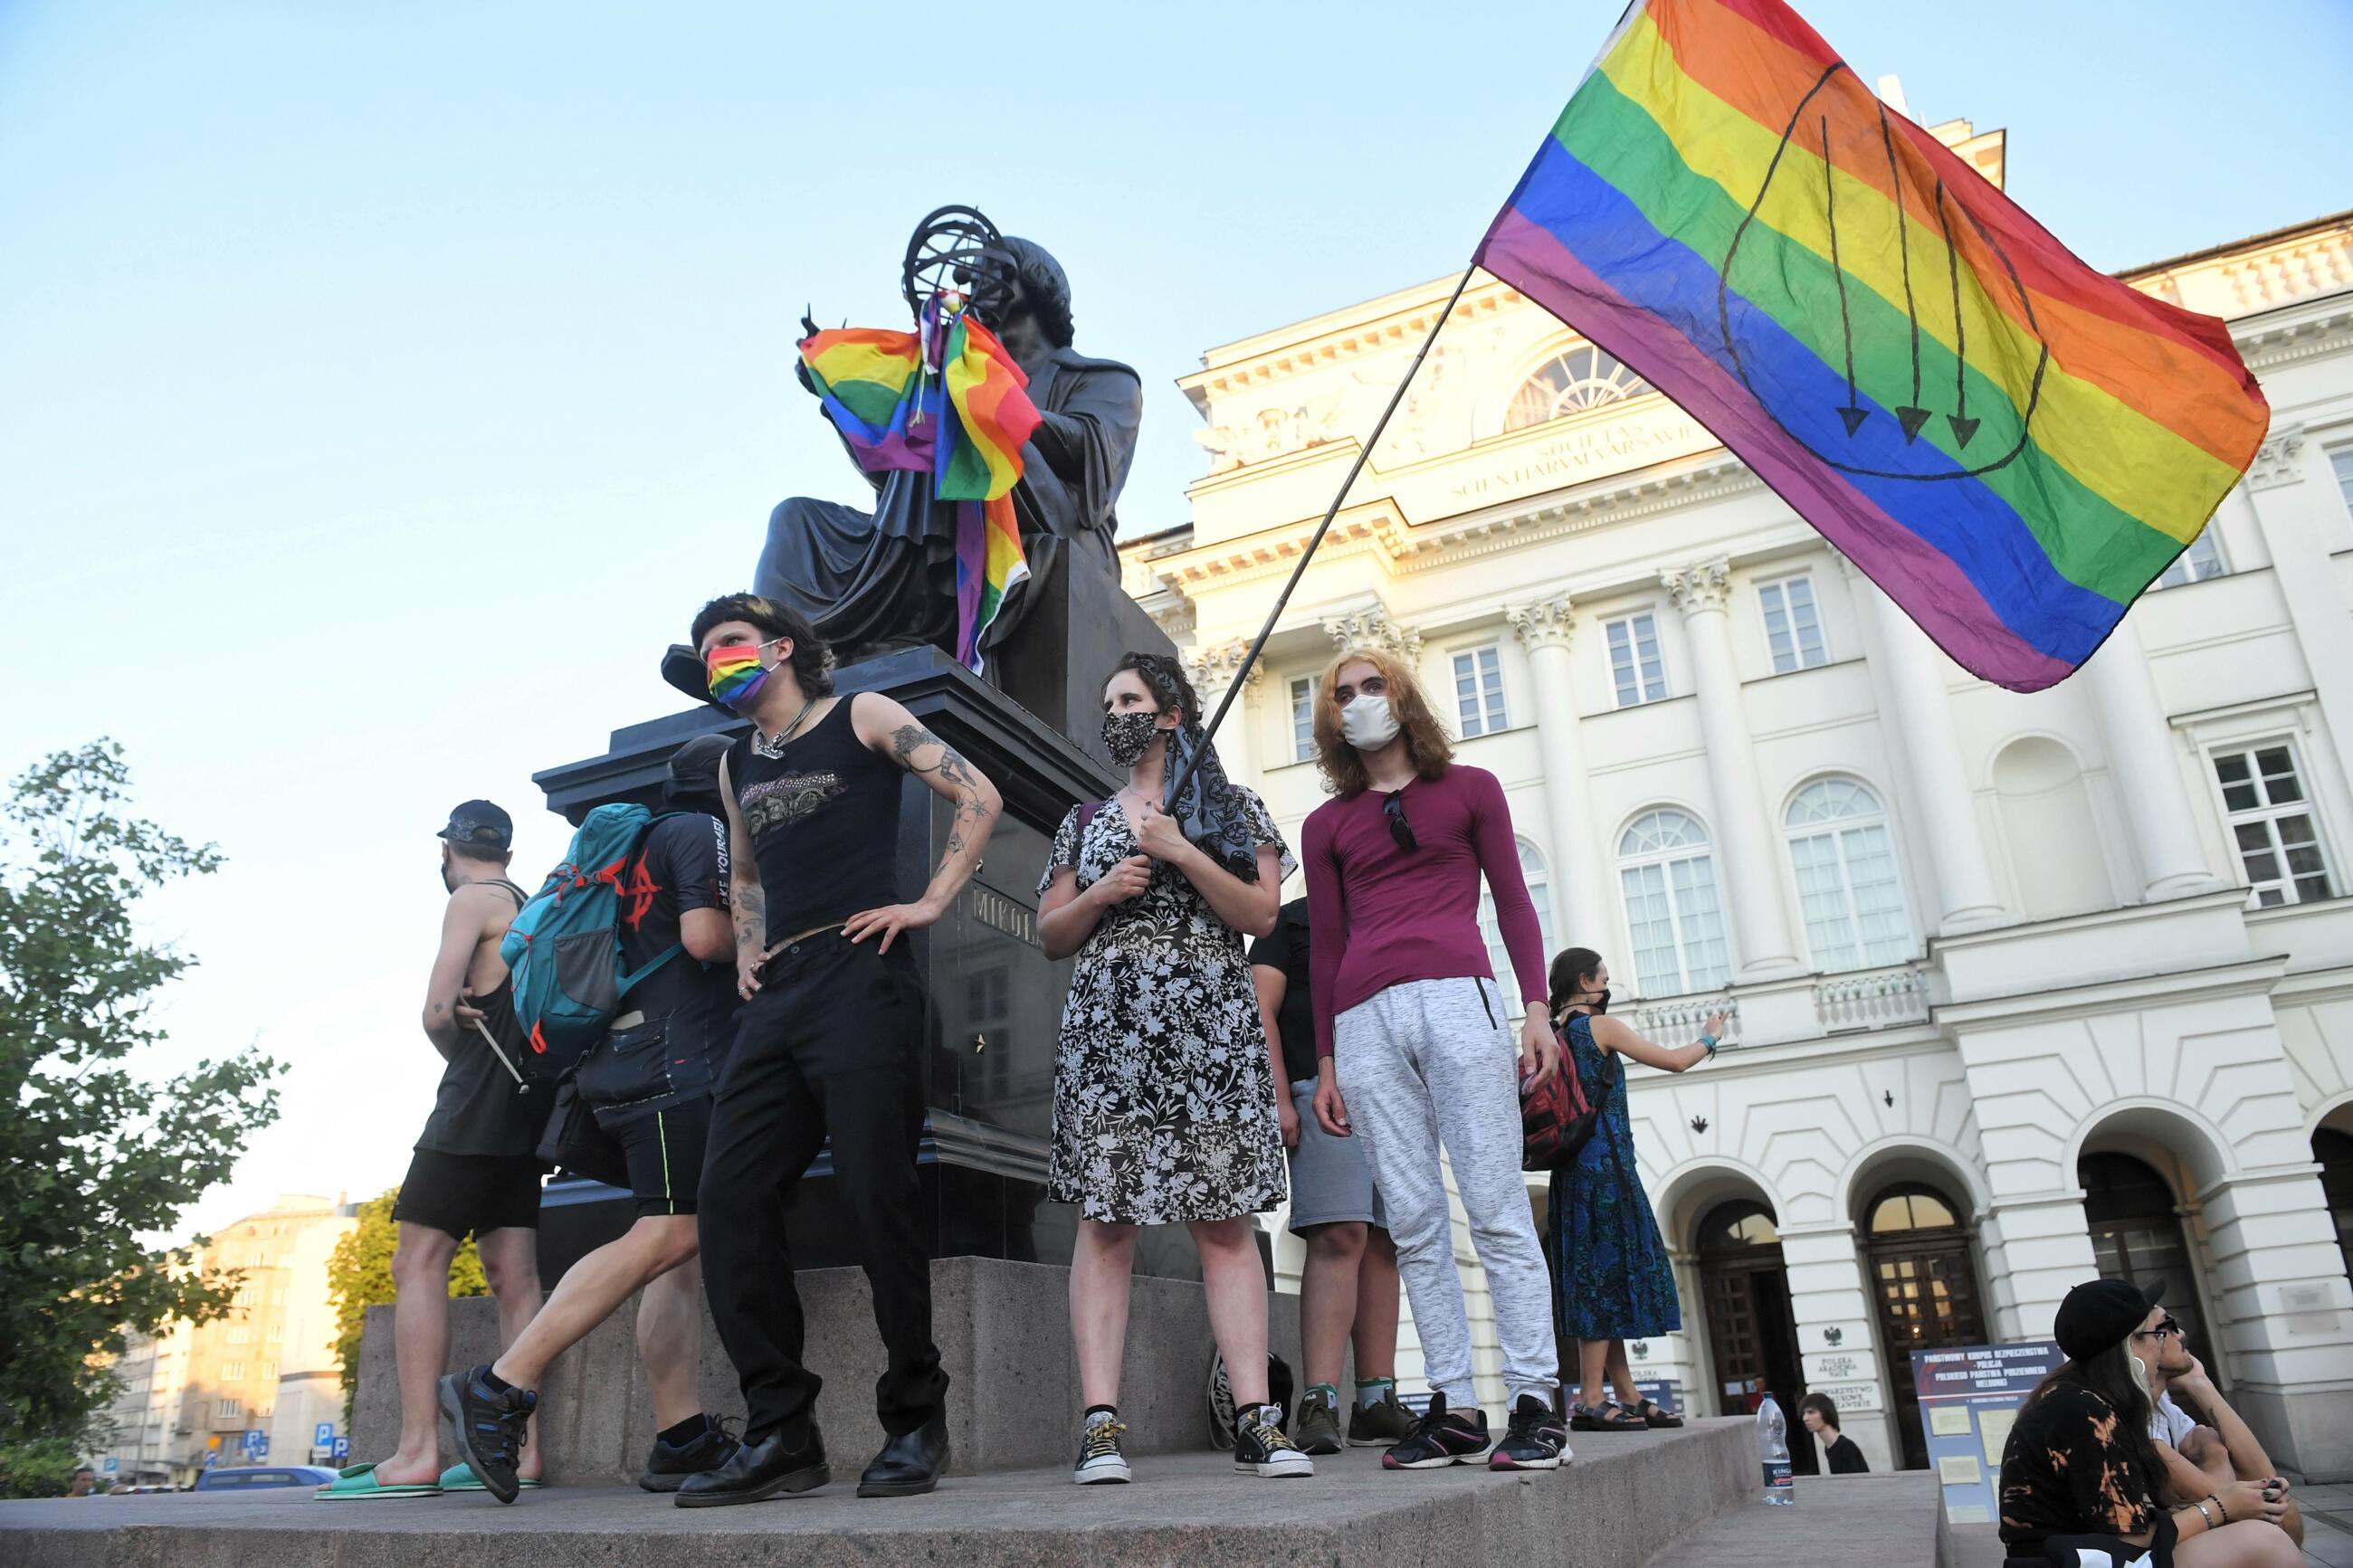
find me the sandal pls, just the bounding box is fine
[1569,1402,1648,1432]
[313,1461,443,1501]
[1627,1398,1683,1429]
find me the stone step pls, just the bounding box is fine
[0,1420,1758,1568]
[1643,1471,1948,1567]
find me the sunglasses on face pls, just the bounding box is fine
[1383,789,1416,852]
[2131,1316,2183,1342]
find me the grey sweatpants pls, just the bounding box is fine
[1334,975,1558,1411]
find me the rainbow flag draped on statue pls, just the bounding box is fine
[798,300,1039,672]
[1474,0,2268,692]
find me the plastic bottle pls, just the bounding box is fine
[1758,1393,1796,1505]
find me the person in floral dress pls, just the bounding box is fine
[1037,652,1306,1485]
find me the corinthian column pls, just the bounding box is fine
[1507,597,1610,944]
[1663,559,1804,979]
[1186,640,1262,785]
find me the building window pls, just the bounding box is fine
[1453,645,1509,737]
[224,1326,250,1345]
[1617,810,1732,995]
[1786,779,1915,971]
[2213,743,2335,906]
[1757,575,1828,672]
[260,1362,277,1384]
[270,1288,284,1307]
[222,1362,246,1382]
[1505,345,1653,431]
[215,1398,242,1420]
[2152,529,2225,589]
[1605,613,1669,708]
[266,1324,283,1343]
[2332,447,2353,516]
[1476,838,1554,1012]
[1289,677,1318,764]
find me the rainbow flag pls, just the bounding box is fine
[799,305,1042,671]
[1474,0,2268,692]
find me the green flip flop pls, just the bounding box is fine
[313,1461,443,1500]
[438,1463,544,1493]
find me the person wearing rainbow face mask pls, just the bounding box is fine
[675,593,1002,1507]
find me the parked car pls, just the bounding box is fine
[192,1465,338,1491]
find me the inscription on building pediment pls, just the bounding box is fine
[1446,409,1715,506]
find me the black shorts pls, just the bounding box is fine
[592,1098,714,1218]
[392,1149,544,1241]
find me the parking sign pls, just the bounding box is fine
[331,1436,349,1460]
[315,1421,335,1449]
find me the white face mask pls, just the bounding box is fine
[1339,693,1401,751]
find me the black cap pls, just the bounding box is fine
[2053,1277,2163,1363]
[437,800,513,853]
[663,734,734,813]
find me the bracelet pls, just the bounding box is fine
[2212,1492,2228,1525]
[1699,1034,1720,1057]
[2191,1498,2215,1529]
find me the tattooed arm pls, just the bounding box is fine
[844,691,1004,954]
[719,751,769,998]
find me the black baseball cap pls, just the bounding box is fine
[663,734,733,813]
[437,800,513,853]
[2053,1277,2164,1363]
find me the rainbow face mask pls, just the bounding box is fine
[704,640,777,711]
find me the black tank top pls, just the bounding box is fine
[728,694,904,934]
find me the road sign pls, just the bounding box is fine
[314,1421,335,1449]
[242,1430,268,1459]
[331,1436,349,1460]
[101,1457,119,1473]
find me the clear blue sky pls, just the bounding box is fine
[4,0,2347,1240]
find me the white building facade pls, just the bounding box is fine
[1123,174,2353,1479]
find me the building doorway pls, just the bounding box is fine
[2315,1127,2353,1286]
[2079,1152,2215,1381]
[1695,1199,1815,1474]
[1863,1183,1989,1470]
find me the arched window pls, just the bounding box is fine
[1478,838,1554,1011]
[1786,780,1914,971]
[1618,810,1731,995]
[1504,345,1653,431]
[1864,1181,1987,1471]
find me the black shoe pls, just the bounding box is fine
[638,1416,741,1493]
[1490,1395,1568,1470]
[1072,1411,1131,1485]
[437,1364,534,1504]
[673,1426,830,1507]
[1234,1402,1315,1478]
[1381,1392,1491,1470]
[857,1413,949,1498]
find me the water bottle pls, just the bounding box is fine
[1757,1393,1796,1506]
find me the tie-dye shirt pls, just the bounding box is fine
[1998,1383,2159,1550]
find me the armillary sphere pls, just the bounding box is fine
[900,204,1006,320]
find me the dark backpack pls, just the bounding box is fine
[1522,1013,1614,1171]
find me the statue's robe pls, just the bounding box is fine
[755,346,1144,666]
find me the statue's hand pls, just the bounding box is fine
[800,307,821,342]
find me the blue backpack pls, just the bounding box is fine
[500,803,683,1080]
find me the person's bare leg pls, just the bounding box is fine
[2172,1520,2304,1568]
[1072,1221,1139,1410]
[1605,1339,1642,1409]
[1352,1226,1401,1381]
[1297,1222,1367,1391]
[1191,1217,1271,1408]
[474,1227,546,1480]
[635,1250,706,1432]
[373,1222,459,1486]
[1578,1338,1611,1412]
[490,1217,696,1393]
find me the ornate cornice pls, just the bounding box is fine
[1323,607,1423,662]
[2248,425,2307,490]
[1185,639,1265,693]
[1505,596,1576,651]
[1662,557,1731,615]
[2236,307,2353,373]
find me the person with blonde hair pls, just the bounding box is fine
[1301,647,1566,1473]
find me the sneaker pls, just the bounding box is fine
[437,1364,535,1504]
[1490,1395,1567,1470]
[1348,1386,1417,1447]
[1291,1388,1345,1457]
[1234,1403,1315,1478]
[638,1416,741,1492]
[1072,1411,1131,1486]
[1534,1402,1571,1456]
[1380,1392,1491,1470]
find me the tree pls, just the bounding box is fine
[325,1189,489,1423]
[0,741,282,1483]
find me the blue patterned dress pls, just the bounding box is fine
[1546,1013,1681,1340]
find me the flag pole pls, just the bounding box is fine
[1168,259,1480,802]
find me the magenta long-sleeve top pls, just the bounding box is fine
[1300,764,1548,1059]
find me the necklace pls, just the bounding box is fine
[750,696,819,758]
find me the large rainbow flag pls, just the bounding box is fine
[799,301,1040,671]
[1474,0,2268,692]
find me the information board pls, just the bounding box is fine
[1910,1339,2061,1525]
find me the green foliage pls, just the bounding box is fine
[326,1189,489,1423]
[0,741,283,1450]
[0,1436,87,1499]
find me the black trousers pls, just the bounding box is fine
[697,929,947,1445]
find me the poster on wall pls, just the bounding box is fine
[1910,1340,2062,1525]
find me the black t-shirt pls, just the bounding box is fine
[1998,1383,2158,1549]
[618,812,738,1045]
[415,882,543,1157]
[1249,898,1318,1085]
[1824,1434,1869,1475]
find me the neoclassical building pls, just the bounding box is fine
[1120,120,2353,1480]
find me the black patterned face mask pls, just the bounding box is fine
[1101,709,1161,766]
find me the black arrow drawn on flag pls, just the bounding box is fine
[1822,116,1867,436]
[1933,178,1980,448]
[1880,103,1929,442]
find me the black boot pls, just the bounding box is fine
[856,1412,949,1497]
[673,1425,829,1508]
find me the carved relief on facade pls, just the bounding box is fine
[2248,426,2307,490]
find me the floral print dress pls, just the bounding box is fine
[1041,792,1291,1225]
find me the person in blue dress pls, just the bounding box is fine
[1543,946,1726,1432]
